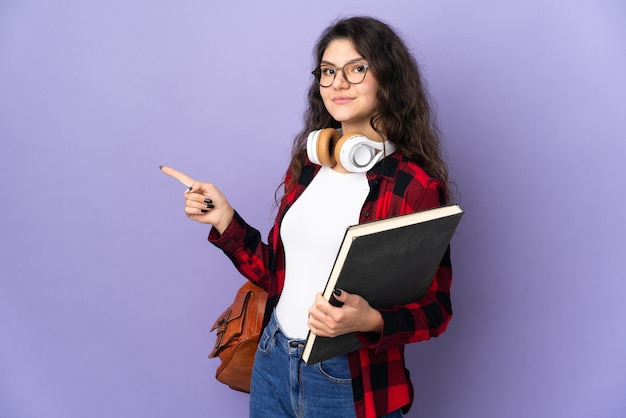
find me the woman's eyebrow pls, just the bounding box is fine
[320,57,367,66]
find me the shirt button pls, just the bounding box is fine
[363,212,370,217]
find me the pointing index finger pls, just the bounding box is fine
[159,165,195,190]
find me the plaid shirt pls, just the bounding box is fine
[209,151,453,418]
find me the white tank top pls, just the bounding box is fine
[275,166,369,338]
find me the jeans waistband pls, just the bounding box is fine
[266,310,306,352]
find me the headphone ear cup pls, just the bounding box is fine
[315,128,340,167]
[335,132,377,172]
[333,133,356,169]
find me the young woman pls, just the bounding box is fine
[162,16,454,418]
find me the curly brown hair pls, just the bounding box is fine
[282,16,451,202]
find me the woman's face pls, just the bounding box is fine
[319,39,381,138]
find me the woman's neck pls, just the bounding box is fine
[340,123,385,142]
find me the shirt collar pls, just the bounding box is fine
[303,150,402,181]
[367,150,401,181]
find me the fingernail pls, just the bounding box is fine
[203,198,213,204]
[186,186,193,192]
[159,165,164,170]
[206,204,214,209]
[333,289,342,297]
[201,209,208,214]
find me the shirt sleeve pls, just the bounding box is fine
[207,210,277,291]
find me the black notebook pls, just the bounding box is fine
[301,204,464,365]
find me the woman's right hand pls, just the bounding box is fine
[160,165,234,234]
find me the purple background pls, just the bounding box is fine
[1,1,625,417]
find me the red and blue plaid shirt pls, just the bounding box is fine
[209,151,453,418]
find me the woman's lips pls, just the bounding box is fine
[332,95,353,104]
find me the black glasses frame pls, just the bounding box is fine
[311,63,370,87]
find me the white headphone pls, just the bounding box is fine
[306,128,397,173]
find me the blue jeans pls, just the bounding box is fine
[249,311,402,418]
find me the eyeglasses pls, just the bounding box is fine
[312,62,370,87]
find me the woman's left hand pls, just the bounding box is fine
[307,290,383,337]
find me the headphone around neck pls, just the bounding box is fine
[306,128,397,173]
